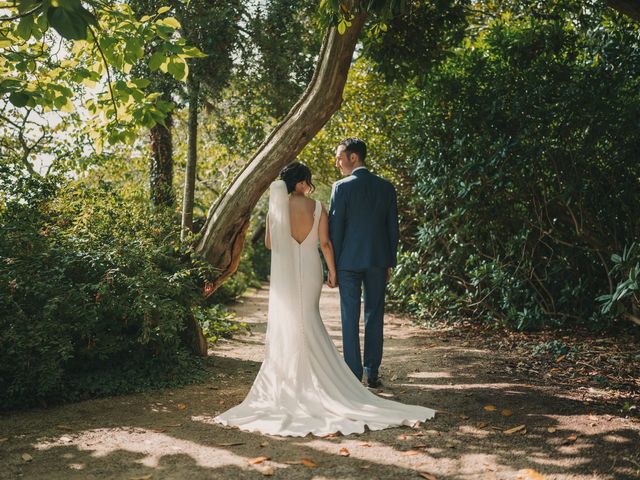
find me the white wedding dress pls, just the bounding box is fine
[213,180,436,437]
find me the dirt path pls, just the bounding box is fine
[1,285,638,480]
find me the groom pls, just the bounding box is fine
[329,137,399,389]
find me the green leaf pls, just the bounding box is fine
[47,6,90,40]
[9,92,30,107]
[158,17,181,29]
[157,6,171,14]
[167,57,187,81]
[338,19,346,35]
[16,14,35,40]
[148,51,165,71]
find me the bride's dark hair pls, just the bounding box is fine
[279,162,315,194]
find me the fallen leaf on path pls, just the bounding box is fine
[418,471,437,480]
[21,453,33,462]
[413,443,429,449]
[301,458,317,468]
[177,403,187,410]
[445,443,456,448]
[504,424,526,435]
[501,409,513,417]
[547,427,556,433]
[476,421,488,428]
[556,355,566,362]
[358,442,372,447]
[217,442,245,447]
[129,475,152,480]
[248,456,270,465]
[561,434,578,445]
[459,414,469,420]
[339,447,350,457]
[517,468,545,479]
[483,405,497,411]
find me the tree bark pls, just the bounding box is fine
[193,13,367,293]
[149,108,174,207]
[181,73,199,241]
[606,0,640,21]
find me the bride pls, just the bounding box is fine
[213,162,437,437]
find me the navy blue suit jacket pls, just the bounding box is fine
[328,168,399,270]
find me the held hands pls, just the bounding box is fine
[326,270,338,288]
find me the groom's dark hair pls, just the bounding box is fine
[340,137,366,164]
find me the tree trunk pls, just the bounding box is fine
[181,74,199,241]
[606,0,640,21]
[194,14,367,293]
[149,107,174,207]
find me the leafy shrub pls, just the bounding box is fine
[388,4,640,330]
[0,164,242,410]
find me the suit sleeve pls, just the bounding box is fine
[329,182,346,267]
[387,184,399,268]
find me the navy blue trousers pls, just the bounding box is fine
[337,267,387,381]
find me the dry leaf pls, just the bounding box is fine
[402,450,421,456]
[556,355,566,362]
[261,466,275,476]
[445,443,456,448]
[217,442,245,447]
[501,409,513,417]
[418,472,437,480]
[561,434,578,444]
[129,475,152,480]
[476,421,489,429]
[504,424,526,435]
[339,447,350,457]
[177,403,187,410]
[21,453,33,462]
[483,405,497,411]
[248,456,270,465]
[301,458,317,468]
[459,414,470,420]
[359,442,372,447]
[518,468,546,479]
[547,427,556,433]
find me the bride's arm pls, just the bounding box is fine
[264,213,271,250]
[318,205,337,287]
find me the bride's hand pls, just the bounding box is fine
[327,270,337,288]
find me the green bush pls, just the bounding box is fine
[388,5,640,330]
[0,164,242,409]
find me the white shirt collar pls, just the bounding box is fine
[351,166,367,174]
